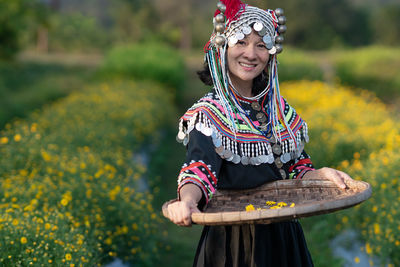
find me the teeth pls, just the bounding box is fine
[240,63,256,67]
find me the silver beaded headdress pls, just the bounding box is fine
[203,0,297,148]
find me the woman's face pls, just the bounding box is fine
[227,31,270,90]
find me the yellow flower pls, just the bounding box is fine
[14,134,22,142]
[365,243,372,254]
[354,256,360,263]
[270,206,281,209]
[266,201,276,206]
[65,253,72,261]
[245,204,255,211]
[0,137,8,144]
[61,198,69,206]
[20,237,28,244]
[277,202,287,207]
[373,223,380,235]
[290,203,295,208]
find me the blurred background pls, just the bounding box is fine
[0,0,399,266]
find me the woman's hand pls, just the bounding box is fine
[167,199,201,227]
[302,167,353,190]
[168,183,203,227]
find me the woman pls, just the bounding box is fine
[168,1,353,266]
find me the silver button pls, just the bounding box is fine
[272,144,282,155]
[275,157,283,168]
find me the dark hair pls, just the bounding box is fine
[197,61,269,96]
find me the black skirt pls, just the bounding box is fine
[193,221,314,267]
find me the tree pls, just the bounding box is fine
[0,0,49,59]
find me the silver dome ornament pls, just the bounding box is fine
[275,8,284,17]
[278,25,287,34]
[217,1,226,13]
[275,44,283,54]
[268,46,277,55]
[275,35,284,44]
[278,15,286,25]
[214,35,226,46]
[215,14,225,23]
[215,23,225,33]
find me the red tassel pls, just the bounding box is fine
[214,0,246,22]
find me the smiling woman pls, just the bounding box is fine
[165,0,357,266]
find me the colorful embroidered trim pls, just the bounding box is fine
[177,161,218,203]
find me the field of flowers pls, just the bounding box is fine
[0,80,175,266]
[283,80,400,266]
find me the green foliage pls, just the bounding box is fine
[0,0,49,59]
[48,13,110,52]
[0,80,175,265]
[0,61,94,129]
[262,0,371,49]
[100,43,185,94]
[332,46,400,101]
[370,5,400,46]
[277,48,324,81]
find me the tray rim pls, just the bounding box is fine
[162,179,372,225]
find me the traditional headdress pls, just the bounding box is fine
[204,0,293,143]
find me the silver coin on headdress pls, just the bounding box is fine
[228,36,238,47]
[253,22,263,32]
[236,31,245,40]
[242,26,252,35]
[268,46,277,55]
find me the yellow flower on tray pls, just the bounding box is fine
[290,203,295,208]
[245,204,255,212]
[277,202,288,207]
[266,201,276,206]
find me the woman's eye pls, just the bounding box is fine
[237,40,246,45]
[257,44,267,49]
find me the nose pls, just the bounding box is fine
[243,45,257,60]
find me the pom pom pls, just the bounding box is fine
[214,0,245,22]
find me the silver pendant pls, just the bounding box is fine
[272,144,282,155]
[279,169,287,179]
[203,127,212,136]
[241,156,250,165]
[232,154,241,164]
[281,153,291,163]
[212,137,222,147]
[267,154,274,164]
[223,149,233,159]
[275,157,283,168]
[215,146,224,156]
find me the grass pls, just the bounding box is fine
[0,60,96,129]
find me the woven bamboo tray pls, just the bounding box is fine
[162,179,371,225]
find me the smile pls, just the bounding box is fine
[239,62,257,68]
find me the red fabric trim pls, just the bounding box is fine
[288,158,313,172]
[180,162,217,184]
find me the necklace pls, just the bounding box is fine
[227,72,270,101]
